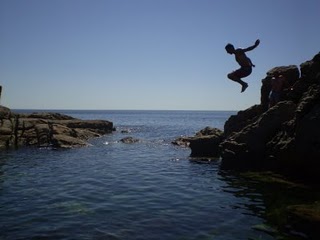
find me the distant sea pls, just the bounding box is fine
[0,110,307,240]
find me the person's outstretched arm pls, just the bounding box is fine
[243,39,260,52]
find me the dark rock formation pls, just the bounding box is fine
[173,52,320,182]
[221,101,296,168]
[172,127,224,158]
[189,127,223,157]
[260,65,300,110]
[220,52,320,181]
[0,108,113,149]
[224,105,263,137]
[171,53,320,237]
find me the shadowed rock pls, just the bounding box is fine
[220,52,320,181]
[173,127,224,158]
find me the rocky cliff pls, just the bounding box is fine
[176,52,320,182]
[221,52,320,181]
[0,107,113,149]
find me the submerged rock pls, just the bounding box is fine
[287,202,320,239]
[172,136,192,147]
[251,224,277,236]
[119,136,140,144]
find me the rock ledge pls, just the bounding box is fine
[0,108,114,149]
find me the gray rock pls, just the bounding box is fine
[173,127,224,158]
[0,110,113,149]
[119,137,140,144]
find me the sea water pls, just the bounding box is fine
[0,110,305,240]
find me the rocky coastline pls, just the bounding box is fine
[0,107,114,149]
[173,52,320,238]
[175,52,320,182]
[1,52,319,238]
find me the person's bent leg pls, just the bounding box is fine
[227,72,248,92]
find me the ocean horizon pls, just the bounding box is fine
[12,109,238,113]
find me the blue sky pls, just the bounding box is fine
[1,0,319,110]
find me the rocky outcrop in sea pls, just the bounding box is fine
[172,52,320,236]
[0,108,113,149]
[176,52,320,181]
[221,52,320,181]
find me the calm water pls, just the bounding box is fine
[0,110,305,239]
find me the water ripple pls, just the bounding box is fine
[0,111,298,240]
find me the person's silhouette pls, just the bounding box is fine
[225,39,260,92]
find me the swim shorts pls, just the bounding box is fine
[233,66,252,78]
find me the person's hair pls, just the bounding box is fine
[225,43,234,51]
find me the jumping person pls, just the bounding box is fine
[225,39,260,92]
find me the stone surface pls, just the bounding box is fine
[224,105,263,137]
[172,127,224,158]
[260,65,300,110]
[0,110,113,149]
[220,52,320,181]
[189,127,223,157]
[119,136,140,144]
[221,101,296,168]
[172,136,192,147]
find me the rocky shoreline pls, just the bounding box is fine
[172,52,320,238]
[1,52,319,238]
[175,52,320,182]
[0,107,114,149]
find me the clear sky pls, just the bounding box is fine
[0,0,319,110]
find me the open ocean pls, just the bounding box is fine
[0,110,308,240]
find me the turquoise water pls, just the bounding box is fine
[0,110,305,239]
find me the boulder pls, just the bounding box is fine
[51,134,88,149]
[65,120,113,135]
[173,127,224,158]
[0,105,12,119]
[300,52,320,80]
[189,127,223,157]
[189,136,222,158]
[119,137,140,144]
[260,65,300,110]
[172,136,192,147]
